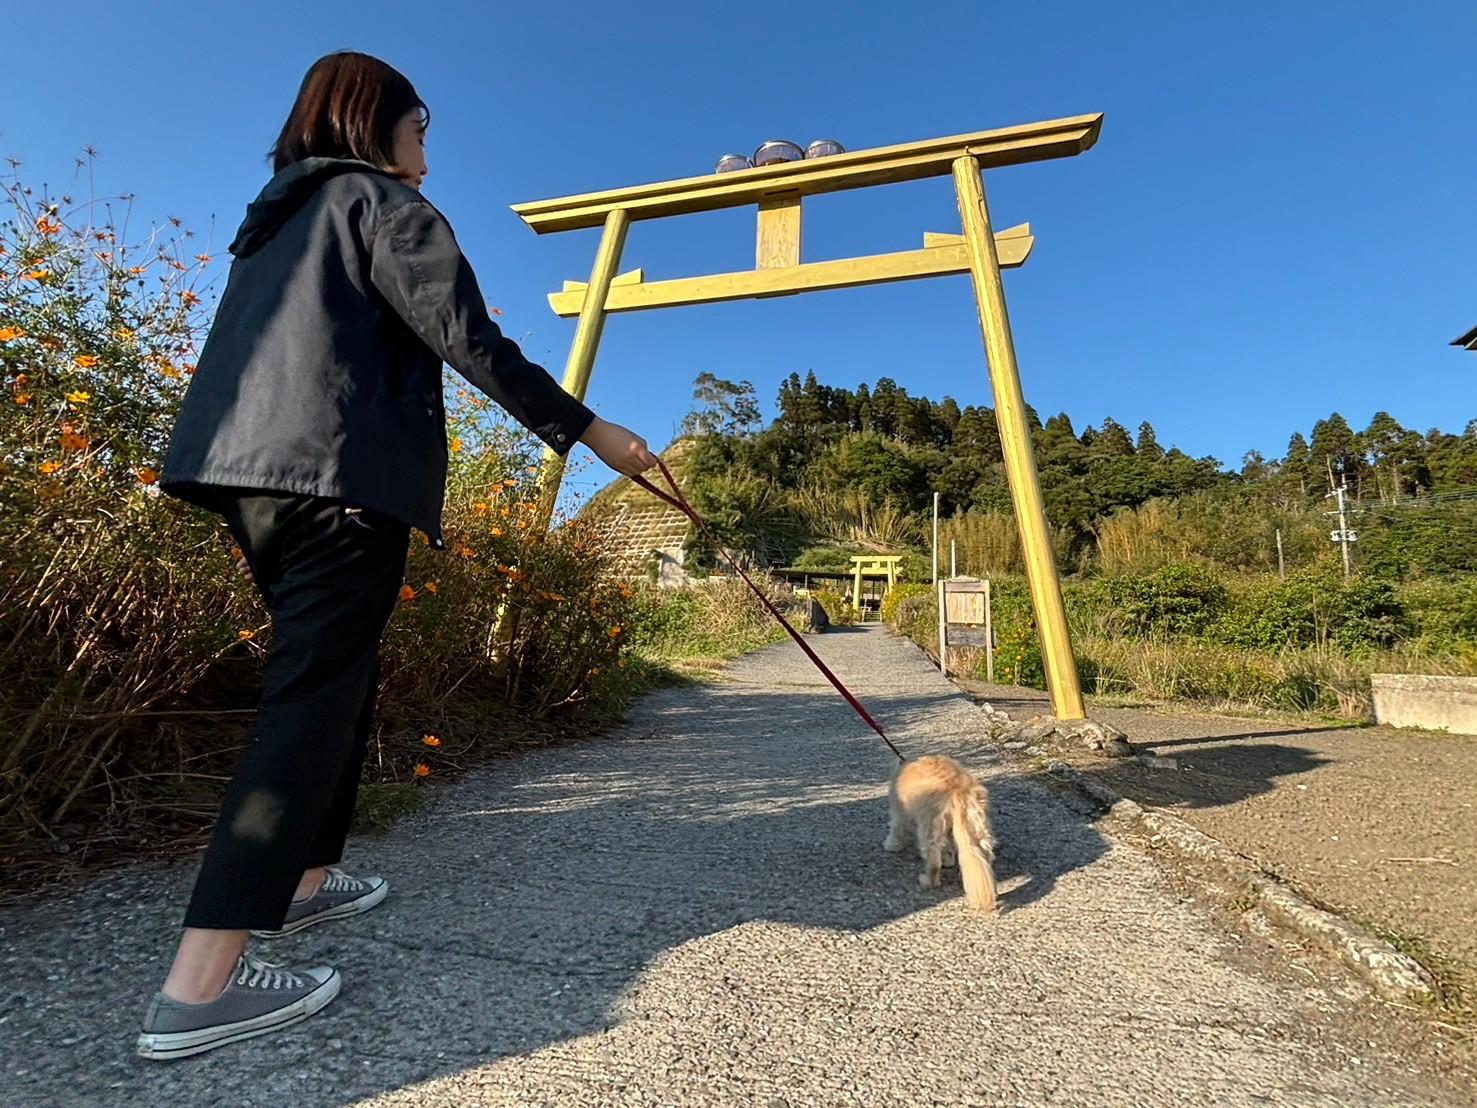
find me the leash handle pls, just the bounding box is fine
[631,458,906,763]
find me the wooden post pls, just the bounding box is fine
[756,194,802,269]
[937,578,948,678]
[1276,528,1285,579]
[952,155,1084,721]
[932,492,940,586]
[984,577,995,684]
[536,207,631,526]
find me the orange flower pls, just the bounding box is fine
[34,217,62,236]
[128,266,146,275]
[160,364,181,380]
[526,466,538,474]
[194,253,211,264]
[38,460,61,475]
[413,762,431,778]
[503,478,517,487]
[66,390,91,404]
[135,467,159,485]
[500,507,511,519]
[423,581,438,594]
[422,734,441,748]
[458,545,475,558]
[471,502,489,516]
[230,545,244,561]
[449,437,463,454]
[20,269,48,281]
[489,526,504,537]
[182,363,196,375]
[14,393,31,406]
[399,584,418,602]
[74,355,98,369]
[608,625,623,638]
[0,326,23,342]
[618,583,633,599]
[59,429,89,452]
[179,290,201,308]
[238,628,256,641]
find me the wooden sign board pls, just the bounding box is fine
[945,588,985,625]
[938,576,994,681]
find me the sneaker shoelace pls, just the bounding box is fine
[320,867,364,894]
[236,954,305,991]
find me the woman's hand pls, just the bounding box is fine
[579,416,658,476]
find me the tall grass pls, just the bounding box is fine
[883,568,1477,721]
[790,483,922,551]
[939,509,1023,577]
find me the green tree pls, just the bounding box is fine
[1309,413,1366,495]
[680,372,760,438]
[1089,418,1135,458]
[1283,431,1312,497]
[1136,421,1163,459]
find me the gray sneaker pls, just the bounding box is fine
[251,867,388,939]
[136,953,340,1060]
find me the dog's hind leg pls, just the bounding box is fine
[883,794,907,853]
[916,814,945,888]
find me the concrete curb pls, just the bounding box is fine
[1039,756,1441,1007]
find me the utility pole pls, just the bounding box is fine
[1324,460,1353,580]
[1334,483,1352,579]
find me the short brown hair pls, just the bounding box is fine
[270,51,428,172]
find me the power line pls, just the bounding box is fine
[1349,487,1477,516]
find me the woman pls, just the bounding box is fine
[139,51,656,1059]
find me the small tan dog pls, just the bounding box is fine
[884,755,997,911]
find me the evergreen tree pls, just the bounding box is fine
[1136,421,1163,459]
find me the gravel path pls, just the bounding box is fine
[1,626,1465,1106]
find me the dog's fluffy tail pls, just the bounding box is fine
[949,783,997,912]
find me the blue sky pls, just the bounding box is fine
[6,0,1475,495]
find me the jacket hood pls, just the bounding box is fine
[229,158,394,257]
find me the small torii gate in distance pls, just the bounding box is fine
[849,555,902,619]
[512,113,1102,721]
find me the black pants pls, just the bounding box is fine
[184,494,409,931]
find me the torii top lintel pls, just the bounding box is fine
[510,113,1102,234]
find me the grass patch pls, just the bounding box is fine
[1351,914,1475,1027]
[351,782,426,837]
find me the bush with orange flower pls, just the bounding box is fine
[0,155,257,845]
[0,156,650,859]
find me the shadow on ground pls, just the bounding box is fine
[1042,741,1333,811]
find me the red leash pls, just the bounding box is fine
[631,458,906,763]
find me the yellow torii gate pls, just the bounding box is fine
[850,555,901,616]
[512,113,1101,720]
